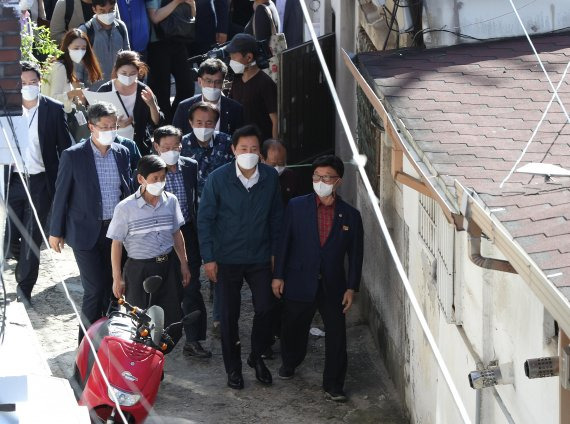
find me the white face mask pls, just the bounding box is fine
[313,181,334,198]
[97,12,115,25]
[145,180,165,197]
[68,49,86,64]
[160,150,180,166]
[202,87,222,102]
[274,165,285,175]
[229,59,245,74]
[236,153,259,170]
[97,129,117,146]
[21,85,39,101]
[117,74,137,86]
[193,127,215,142]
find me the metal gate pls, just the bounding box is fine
[279,33,336,193]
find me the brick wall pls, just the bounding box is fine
[0,2,21,116]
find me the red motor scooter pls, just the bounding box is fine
[72,276,195,423]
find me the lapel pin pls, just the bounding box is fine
[342,225,349,231]
[339,213,343,217]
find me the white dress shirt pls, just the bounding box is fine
[22,103,45,175]
[235,161,259,190]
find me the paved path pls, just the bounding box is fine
[4,246,408,423]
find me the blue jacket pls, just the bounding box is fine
[274,193,364,302]
[197,161,283,264]
[172,94,244,136]
[50,140,133,250]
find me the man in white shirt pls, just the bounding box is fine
[7,61,71,304]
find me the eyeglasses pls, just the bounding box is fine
[92,123,118,131]
[201,78,224,87]
[312,174,339,183]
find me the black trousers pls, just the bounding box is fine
[217,262,276,373]
[123,253,183,344]
[180,221,206,342]
[147,40,194,123]
[281,281,348,392]
[72,222,113,343]
[6,173,50,298]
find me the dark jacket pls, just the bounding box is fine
[194,0,230,53]
[197,161,283,264]
[273,193,364,303]
[282,0,303,48]
[279,167,300,206]
[97,80,164,155]
[50,140,133,250]
[172,95,244,136]
[28,94,72,200]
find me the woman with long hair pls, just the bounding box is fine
[42,28,102,113]
[97,50,164,155]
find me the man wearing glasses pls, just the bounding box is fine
[172,58,244,136]
[49,102,133,343]
[272,154,364,402]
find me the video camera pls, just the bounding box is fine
[188,40,272,80]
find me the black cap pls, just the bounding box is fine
[225,33,257,54]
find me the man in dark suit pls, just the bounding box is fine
[192,0,230,56]
[261,138,300,207]
[173,58,244,136]
[152,125,210,358]
[7,61,71,304]
[281,0,303,48]
[272,155,364,402]
[49,102,133,343]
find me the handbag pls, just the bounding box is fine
[156,0,196,43]
[254,4,287,84]
[67,102,91,144]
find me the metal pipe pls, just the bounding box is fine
[467,222,516,274]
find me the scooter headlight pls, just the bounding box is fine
[107,385,141,406]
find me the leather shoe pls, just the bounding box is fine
[183,341,212,358]
[16,285,32,306]
[227,370,244,389]
[278,365,294,380]
[247,354,272,385]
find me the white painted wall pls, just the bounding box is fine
[394,156,559,423]
[422,0,570,48]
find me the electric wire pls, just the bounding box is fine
[298,0,471,422]
[0,120,129,423]
[499,0,570,187]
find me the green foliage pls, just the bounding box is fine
[20,17,62,80]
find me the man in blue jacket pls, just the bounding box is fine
[197,124,283,389]
[272,155,364,402]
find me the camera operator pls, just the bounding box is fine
[227,33,277,141]
[173,58,244,136]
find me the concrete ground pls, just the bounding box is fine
[3,245,408,423]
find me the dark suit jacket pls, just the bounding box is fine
[97,80,165,155]
[274,193,364,303]
[172,95,244,136]
[283,0,303,48]
[50,140,133,250]
[194,0,230,52]
[35,94,72,199]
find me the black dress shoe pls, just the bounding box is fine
[278,365,294,380]
[183,341,212,358]
[16,285,32,306]
[247,354,272,385]
[227,370,244,389]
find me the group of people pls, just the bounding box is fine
[10,0,365,403]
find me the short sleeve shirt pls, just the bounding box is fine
[229,70,277,141]
[145,0,161,43]
[107,187,185,259]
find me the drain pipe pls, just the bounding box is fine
[467,220,517,274]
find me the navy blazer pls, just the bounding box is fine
[34,94,72,199]
[194,0,230,51]
[274,193,364,303]
[50,140,133,250]
[172,95,244,136]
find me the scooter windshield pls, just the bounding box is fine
[146,305,165,346]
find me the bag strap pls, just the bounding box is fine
[64,0,74,30]
[84,20,127,46]
[263,4,277,36]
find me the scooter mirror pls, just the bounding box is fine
[146,305,165,346]
[143,275,162,294]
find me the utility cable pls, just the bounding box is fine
[297,1,471,422]
[0,120,129,424]
[500,0,570,187]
